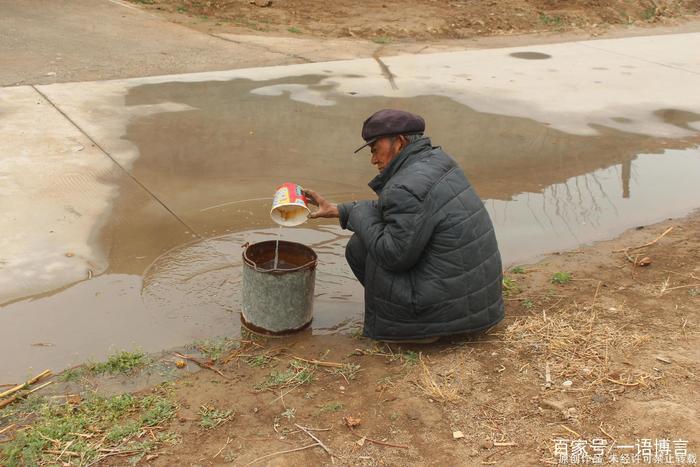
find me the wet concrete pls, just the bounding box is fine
[3,34,700,381]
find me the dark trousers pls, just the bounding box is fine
[345,234,366,286]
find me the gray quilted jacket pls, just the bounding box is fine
[338,137,504,340]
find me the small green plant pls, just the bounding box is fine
[522,298,534,309]
[176,6,188,13]
[140,394,176,427]
[57,367,85,382]
[689,288,699,297]
[255,361,314,390]
[246,355,272,367]
[87,350,147,375]
[320,402,343,413]
[377,376,393,386]
[193,337,238,362]
[642,7,656,21]
[510,266,525,274]
[106,421,140,442]
[389,412,400,421]
[502,277,521,296]
[539,14,563,26]
[0,390,176,466]
[403,350,419,365]
[330,363,361,381]
[372,36,392,44]
[551,272,573,285]
[280,407,296,420]
[198,406,234,429]
[287,26,302,34]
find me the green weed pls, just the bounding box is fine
[87,350,147,375]
[255,361,314,390]
[539,14,563,26]
[522,298,535,309]
[288,26,302,34]
[510,266,525,274]
[57,367,85,382]
[502,277,521,296]
[642,7,656,21]
[193,337,238,362]
[330,363,361,381]
[140,394,176,426]
[198,406,234,429]
[372,36,392,44]
[246,355,272,367]
[403,350,419,365]
[320,402,343,413]
[0,390,176,466]
[551,272,573,285]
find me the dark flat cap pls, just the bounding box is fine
[354,109,425,153]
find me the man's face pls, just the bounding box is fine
[369,136,403,172]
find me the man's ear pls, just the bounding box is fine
[397,134,408,150]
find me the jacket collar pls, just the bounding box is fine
[368,137,432,194]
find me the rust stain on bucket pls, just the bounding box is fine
[241,240,317,335]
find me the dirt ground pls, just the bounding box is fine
[137,213,699,466]
[4,212,692,465]
[133,0,700,40]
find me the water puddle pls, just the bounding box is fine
[2,75,699,381]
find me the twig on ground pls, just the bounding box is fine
[0,381,53,409]
[213,436,232,459]
[246,443,319,465]
[0,424,15,435]
[295,424,339,460]
[613,226,673,253]
[605,377,640,387]
[291,356,345,368]
[493,441,518,447]
[0,369,52,400]
[663,283,700,292]
[559,425,582,438]
[173,352,227,378]
[348,429,409,449]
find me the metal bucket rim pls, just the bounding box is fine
[242,240,317,274]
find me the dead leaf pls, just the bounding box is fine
[356,436,366,446]
[344,416,362,428]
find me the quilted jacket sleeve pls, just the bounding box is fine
[344,187,435,272]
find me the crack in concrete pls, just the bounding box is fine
[579,42,700,76]
[29,85,206,243]
[372,48,398,90]
[209,33,314,64]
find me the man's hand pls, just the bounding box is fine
[303,189,339,219]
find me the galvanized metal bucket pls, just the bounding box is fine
[241,240,317,335]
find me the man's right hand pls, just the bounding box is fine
[303,189,339,219]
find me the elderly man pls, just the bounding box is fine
[305,109,504,342]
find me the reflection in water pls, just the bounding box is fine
[117,76,700,271]
[490,149,700,264]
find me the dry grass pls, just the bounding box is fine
[414,355,463,403]
[495,302,655,391]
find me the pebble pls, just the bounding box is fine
[480,439,494,450]
[562,380,573,388]
[453,431,465,439]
